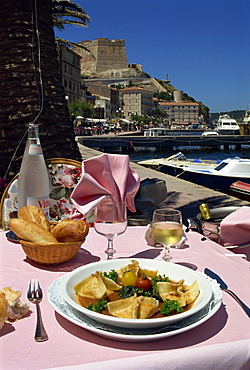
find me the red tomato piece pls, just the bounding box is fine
[135,276,152,290]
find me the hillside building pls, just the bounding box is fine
[56,44,82,103]
[158,101,200,125]
[121,86,154,119]
[84,82,122,118]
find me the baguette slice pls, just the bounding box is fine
[8,218,58,244]
[18,206,50,231]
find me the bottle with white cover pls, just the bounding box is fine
[18,123,50,218]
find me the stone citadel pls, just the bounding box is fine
[73,38,150,79]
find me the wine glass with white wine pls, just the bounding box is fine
[152,208,183,261]
[94,198,127,259]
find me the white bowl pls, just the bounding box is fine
[61,258,213,329]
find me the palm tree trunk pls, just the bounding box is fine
[0,0,82,183]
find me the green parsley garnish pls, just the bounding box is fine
[87,299,108,313]
[103,269,118,282]
[160,299,183,316]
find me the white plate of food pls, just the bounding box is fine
[47,271,222,342]
[59,258,213,329]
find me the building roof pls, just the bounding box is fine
[121,86,153,93]
[158,101,199,106]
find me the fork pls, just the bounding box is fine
[27,279,49,342]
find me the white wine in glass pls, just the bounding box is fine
[94,198,127,259]
[152,208,183,261]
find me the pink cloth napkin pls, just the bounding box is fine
[70,153,140,217]
[220,206,250,246]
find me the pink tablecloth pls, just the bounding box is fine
[0,227,250,370]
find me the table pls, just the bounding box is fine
[1,227,250,370]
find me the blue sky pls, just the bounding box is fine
[55,0,250,113]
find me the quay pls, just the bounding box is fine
[77,138,249,227]
[78,134,250,153]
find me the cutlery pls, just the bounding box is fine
[27,279,49,341]
[204,268,250,318]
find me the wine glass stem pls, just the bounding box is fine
[162,246,172,262]
[105,237,116,259]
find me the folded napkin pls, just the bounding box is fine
[70,153,140,218]
[220,206,250,246]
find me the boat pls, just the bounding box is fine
[239,108,250,135]
[229,181,250,201]
[138,152,250,193]
[143,128,167,136]
[215,115,240,135]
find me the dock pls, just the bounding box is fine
[78,134,250,153]
[77,139,249,227]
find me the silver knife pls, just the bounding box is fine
[204,268,250,318]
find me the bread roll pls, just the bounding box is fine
[8,218,58,244]
[18,206,50,231]
[1,287,29,320]
[0,291,8,330]
[49,218,71,233]
[51,219,89,242]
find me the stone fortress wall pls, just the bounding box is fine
[75,38,128,77]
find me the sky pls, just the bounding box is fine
[55,0,250,113]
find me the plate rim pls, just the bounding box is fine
[47,273,222,342]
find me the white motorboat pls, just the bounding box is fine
[215,115,240,135]
[138,152,250,193]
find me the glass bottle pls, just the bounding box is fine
[18,124,50,218]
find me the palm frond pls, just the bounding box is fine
[55,38,95,58]
[52,0,91,30]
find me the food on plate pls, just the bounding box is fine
[121,271,137,287]
[74,271,121,300]
[0,292,8,330]
[8,218,58,244]
[106,294,159,319]
[135,276,152,291]
[8,206,88,245]
[160,299,184,315]
[157,280,199,306]
[51,219,89,242]
[74,260,200,320]
[107,295,139,319]
[0,287,30,330]
[18,205,50,231]
[137,296,159,319]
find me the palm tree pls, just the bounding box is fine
[52,0,91,52]
[0,0,87,183]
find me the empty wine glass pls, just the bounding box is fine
[152,208,183,261]
[94,198,127,259]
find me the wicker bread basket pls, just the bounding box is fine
[19,239,84,265]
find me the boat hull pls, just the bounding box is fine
[229,181,250,201]
[158,164,250,193]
